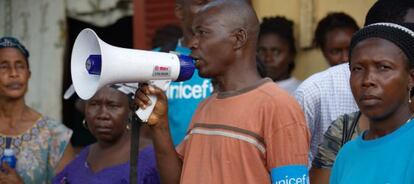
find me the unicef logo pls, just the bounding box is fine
[271,165,309,184]
[274,175,309,184]
[167,80,213,99]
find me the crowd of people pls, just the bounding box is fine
[1,0,414,183]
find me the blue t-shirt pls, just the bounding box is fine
[162,45,213,145]
[330,119,414,184]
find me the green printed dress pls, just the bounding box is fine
[0,117,72,184]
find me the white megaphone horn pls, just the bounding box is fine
[71,28,195,122]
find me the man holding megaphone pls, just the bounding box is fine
[135,1,310,184]
[66,0,214,150]
[68,0,215,183]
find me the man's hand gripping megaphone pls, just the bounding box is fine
[134,81,170,127]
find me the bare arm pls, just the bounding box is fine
[150,122,182,184]
[55,143,76,174]
[309,167,331,184]
[135,85,182,184]
[0,163,24,184]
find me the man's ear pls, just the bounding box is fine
[232,28,248,50]
[175,4,184,21]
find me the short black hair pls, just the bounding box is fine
[364,0,414,25]
[259,16,296,56]
[313,12,359,48]
[258,16,296,72]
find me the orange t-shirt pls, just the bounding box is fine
[177,79,310,184]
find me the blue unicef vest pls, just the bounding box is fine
[155,44,213,145]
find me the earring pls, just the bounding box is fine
[126,123,131,131]
[82,119,88,129]
[410,87,414,103]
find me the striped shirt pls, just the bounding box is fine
[177,78,310,184]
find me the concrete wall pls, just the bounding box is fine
[0,0,66,120]
[252,0,376,80]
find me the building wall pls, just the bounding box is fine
[0,0,66,120]
[134,0,179,49]
[252,0,376,80]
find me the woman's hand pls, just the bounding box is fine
[134,84,169,128]
[0,163,24,184]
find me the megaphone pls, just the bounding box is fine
[71,28,195,122]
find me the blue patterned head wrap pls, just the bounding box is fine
[0,36,30,59]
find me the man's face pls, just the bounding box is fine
[189,9,235,78]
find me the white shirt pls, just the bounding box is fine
[294,63,358,163]
[276,77,301,94]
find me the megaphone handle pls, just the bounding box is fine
[135,95,157,122]
[135,80,171,123]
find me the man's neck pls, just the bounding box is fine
[216,58,262,92]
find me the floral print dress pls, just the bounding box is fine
[0,117,72,184]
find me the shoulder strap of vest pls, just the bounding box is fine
[345,111,361,144]
[341,114,349,146]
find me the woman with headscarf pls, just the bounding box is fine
[330,23,414,183]
[53,83,160,184]
[0,36,74,183]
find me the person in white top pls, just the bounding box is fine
[294,63,358,163]
[257,16,300,94]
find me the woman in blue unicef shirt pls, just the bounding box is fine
[330,23,414,184]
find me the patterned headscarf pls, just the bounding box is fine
[0,36,30,59]
[63,83,138,100]
[109,83,139,100]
